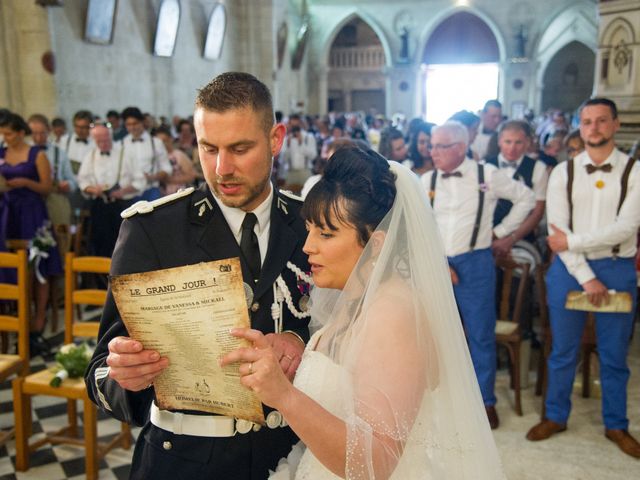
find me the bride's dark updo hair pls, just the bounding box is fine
[302,147,396,246]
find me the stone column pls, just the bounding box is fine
[0,0,57,117]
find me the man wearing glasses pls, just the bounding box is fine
[421,120,535,430]
[55,110,95,175]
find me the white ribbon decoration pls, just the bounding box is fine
[28,246,50,284]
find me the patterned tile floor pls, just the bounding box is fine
[0,317,637,479]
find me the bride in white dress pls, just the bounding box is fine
[222,148,505,479]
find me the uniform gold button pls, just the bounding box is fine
[251,302,259,312]
[163,441,172,450]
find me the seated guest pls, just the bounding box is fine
[421,121,535,430]
[174,118,197,159]
[28,114,78,257]
[121,106,172,201]
[78,125,144,257]
[408,121,434,175]
[564,129,585,160]
[154,126,196,195]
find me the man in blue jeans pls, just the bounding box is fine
[527,97,640,458]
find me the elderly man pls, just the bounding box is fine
[85,72,310,479]
[471,99,503,160]
[527,98,640,459]
[421,121,535,429]
[121,106,172,201]
[28,114,78,257]
[77,125,144,257]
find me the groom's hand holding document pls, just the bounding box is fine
[109,258,264,424]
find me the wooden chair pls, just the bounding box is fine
[13,253,131,480]
[495,256,530,416]
[0,249,30,445]
[6,238,62,334]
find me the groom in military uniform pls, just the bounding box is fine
[85,72,311,479]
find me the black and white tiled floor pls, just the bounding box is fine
[0,318,140,480]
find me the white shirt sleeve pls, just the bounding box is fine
[77,150,95,194]
[491,168,536,238]
[153,138,173,175]
[546,163,595,284]
[532,161,549,201]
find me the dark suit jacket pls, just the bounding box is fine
[85,184,310,479]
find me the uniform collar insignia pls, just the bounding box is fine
[277,197,288,215]
[194,198,213,217]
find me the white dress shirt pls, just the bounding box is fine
[421,159,536,257]
[281,130,317,171]
[77,144,146,200]
[546,148,640,284]
[470,125,493,159]
[57,133,95,167]
[212,184,274,266]
[121,131,172,189]
[497,154,549,201]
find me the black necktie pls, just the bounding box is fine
[75,138,88,144]
[585,164,613,174]
[442,171,463,179]
[100,151,110,156]
[240,213,261,282]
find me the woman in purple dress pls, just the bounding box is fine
[0,112,63,354]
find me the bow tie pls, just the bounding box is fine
[100,151,111,156]
[131,138,144,143]
[75,138,88,144]
[585,164,613,174]
[442,171,463,179]
[500,161,517,169]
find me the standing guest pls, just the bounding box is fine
[0,112,63,355]
[421,121,535,429]
[379,126,409,165]
[51,117,67,144]
[486,120,549,256]
[320,120,345,160]
[281,114,317,186]
[85,72,311,479]
[527,98,640,459]
[408,122,434,175]
[56,110,95,175]
[77,125,143,258]
[155,126,196,195]
[471,100,503,160]
[28,114,77,257]
[564,129,585,160]
[0,108,11,148]
[107,109,127,142]
[450,110,481,159]
[174,119,197,159]
[121,106,172,201]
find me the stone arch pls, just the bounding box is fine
[600,17,636,46]
[534,1,597,111]
[541,41,595,112]
[320,11,392,69]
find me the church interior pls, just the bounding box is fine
[0,0,639,478]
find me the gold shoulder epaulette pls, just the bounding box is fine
[120,187,195,219]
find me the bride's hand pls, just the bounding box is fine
[219,328,295,410]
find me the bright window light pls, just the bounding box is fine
[424,63,499,124]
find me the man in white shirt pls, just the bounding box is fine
[422,121,535,429]
[56,110,95,175]
[78,125,144,257]
[471,100,502,160]
[527,98,640,458]
[280,114,317,186]
[121,106,172,201]
[486,120,549,256]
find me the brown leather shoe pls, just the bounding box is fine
[485,405,499,430]
[526,419,567,441]
[605,429,640,458]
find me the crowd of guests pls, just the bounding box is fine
[1,94,639,459]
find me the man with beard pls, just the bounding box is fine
[527,98,640,459]
[85,72,311,479]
